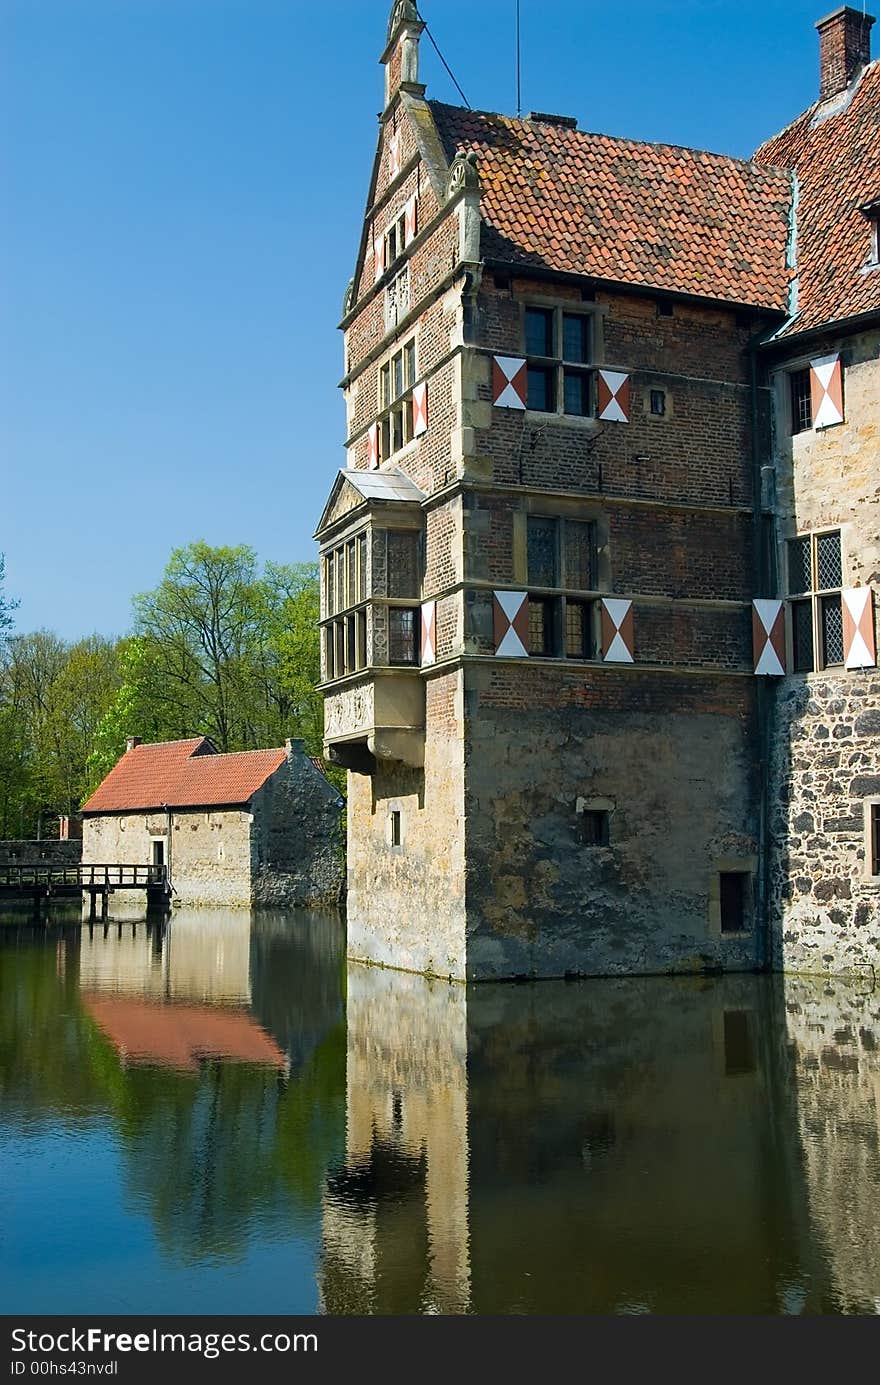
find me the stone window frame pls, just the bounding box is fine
[865,798,880,883]
[382,208,408,276]
[149,834,168,869]
[376,333,418,465]
[575,796,614,848]
[384,264,411,333]
[784,526,845,674]
[388,805,404,850]
[518,508,605,661]
[774,353,846,440]
[518,296,605,420]
[708,857,757,938]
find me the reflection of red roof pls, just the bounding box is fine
[81,737,287,813]
[430,102,793,310]
[82,994,287,1072]
[755,63,880,337]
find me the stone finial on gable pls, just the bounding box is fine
[447,151,481,264]
[446,150,480,200]
[382,0,425,108]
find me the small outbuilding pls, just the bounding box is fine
[81,736,344,909]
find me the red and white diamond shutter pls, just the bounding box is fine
[809,353,844,428]
[421,601,436,666]
[404,195,417,246]
[492,357,528,409]
[368,423,379,471]
[842,588,876,669]
[601,598,634,663]
[493,591,529,657]
[597,370,630,423]
[752,599,786,675]
[412,382,428,436]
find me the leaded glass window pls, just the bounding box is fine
[564,520,595,590]
[816,531,842,591]
[527,517,558,587]
[387,531,420,598]
[786,529,844,672]
[787,536,811,595]
[389,607,418,664]
[820,594,844,666]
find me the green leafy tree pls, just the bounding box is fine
[0,554,18,642]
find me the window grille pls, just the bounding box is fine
[786,529,844,671]
[789,368,813,435]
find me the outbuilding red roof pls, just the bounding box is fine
[81,737,287,813]
[429,102,794,311]
[82,994,287,1071]
[755,60,880,337]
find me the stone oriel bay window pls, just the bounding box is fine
[320,520,423,682]
[323,530,369,680]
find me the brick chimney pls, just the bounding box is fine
[816,6,874,100]
[381,0,425,109]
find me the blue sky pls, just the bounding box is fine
[2,0,830,640]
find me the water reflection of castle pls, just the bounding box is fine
[320,967,880,1315]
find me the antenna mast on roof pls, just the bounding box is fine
[516,0,522,117]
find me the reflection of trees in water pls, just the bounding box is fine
[112,1041,345,1263]
[0,934,109,1124]
[0,922,346,1265]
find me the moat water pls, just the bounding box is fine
[1,906,878,1315]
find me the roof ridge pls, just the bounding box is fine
[428,99,787,176]
[756,57,880,156]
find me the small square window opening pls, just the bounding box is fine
[789,368,813,435]
[650,389,666,416]
[869,804,880,877]
[581,810,609,847]
[719,871,749,933]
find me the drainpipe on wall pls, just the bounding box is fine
[748,332,776,972]
[163,802,173,901]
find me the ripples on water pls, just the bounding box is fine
[0,906,878,1315]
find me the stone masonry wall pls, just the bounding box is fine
[250,749,345,908]
[464,663,761,979]
[346,669,467,978]
[0,839,82,867]
[82,808,253,908]
[768,674,880,976]
[768,329,880,977]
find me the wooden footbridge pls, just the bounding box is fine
[0,862,170,920]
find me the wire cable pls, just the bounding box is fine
[416,9,472,109]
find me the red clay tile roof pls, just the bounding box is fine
[429,102,794,311]
[82,995,287,1070]
[81,737,287,813]
[755,61,880,338]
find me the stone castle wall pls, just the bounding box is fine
[767,330,880,977]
